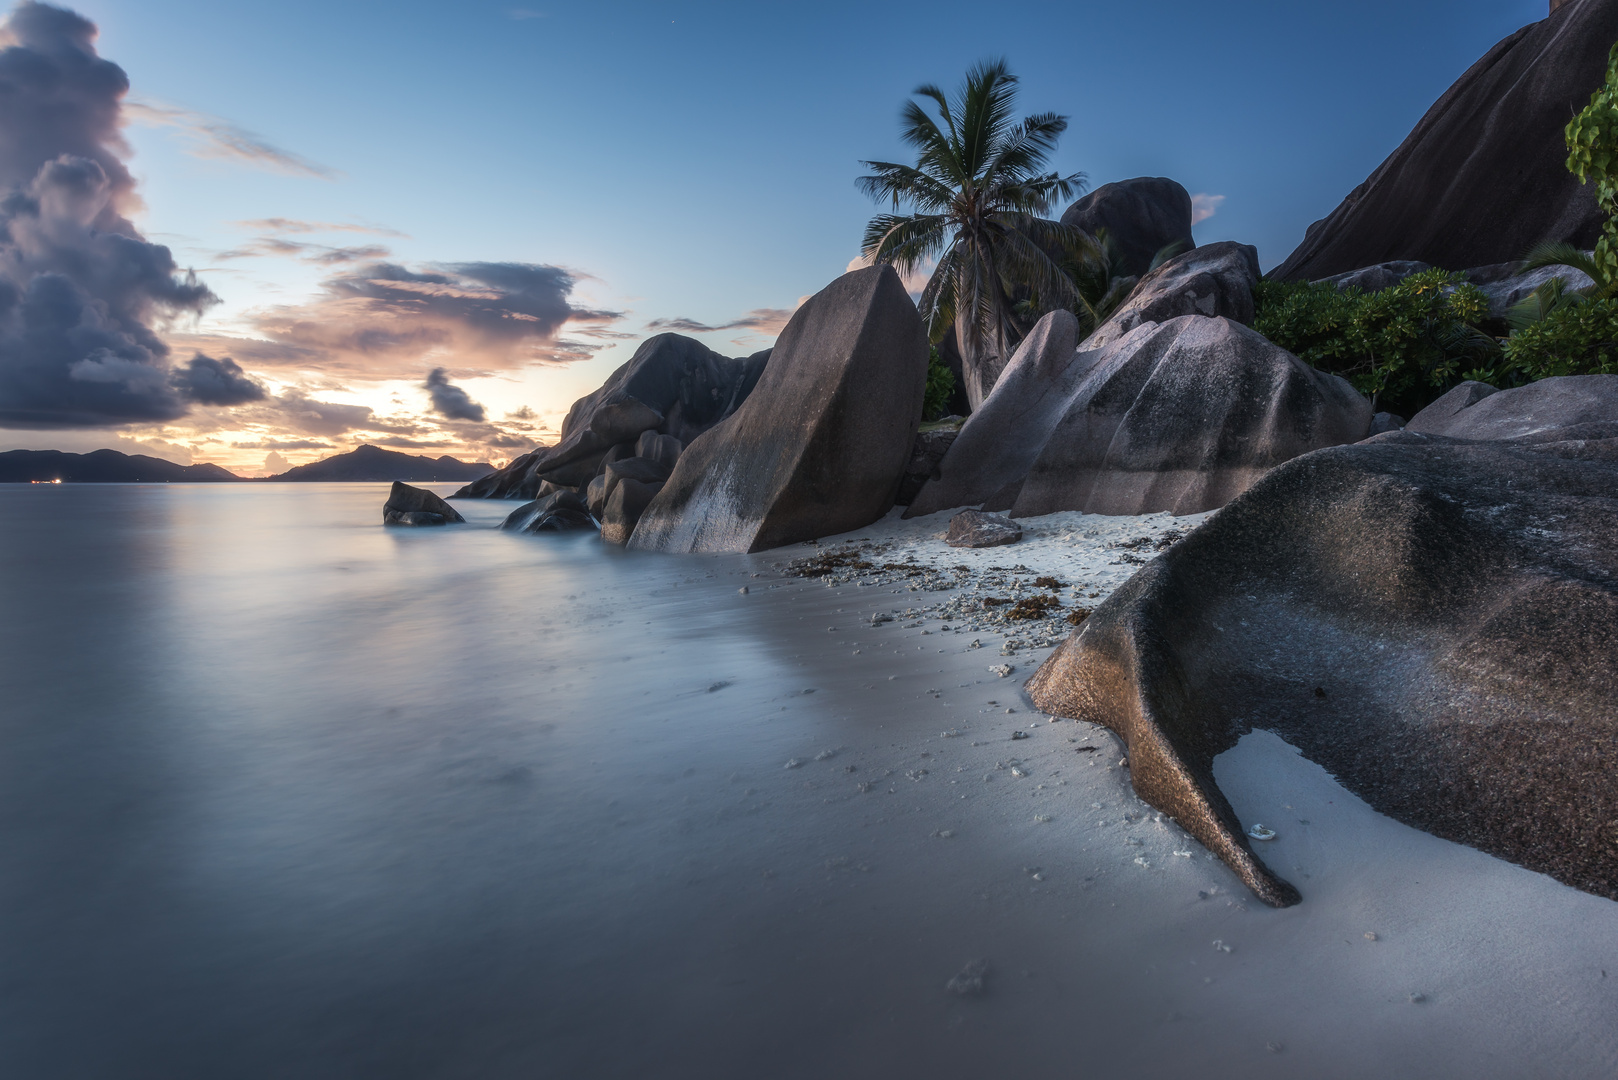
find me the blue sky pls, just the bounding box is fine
[0,0,1555,471]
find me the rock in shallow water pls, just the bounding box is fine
[945,510,1022,548]
[382,482,464,526]
[1027,430,1618,907]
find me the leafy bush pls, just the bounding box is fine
[1501,299,1618,378]
[1252,268,1497,411]
[922,346,957,421]
[1565,41,1618,290]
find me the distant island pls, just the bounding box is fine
[269,444,492,482]
[0,449,241,484]
[0,444,495,483]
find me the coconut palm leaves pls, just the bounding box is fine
[858,60,1090,395]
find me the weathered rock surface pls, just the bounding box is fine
[455,334,768,499]
[1085,242,1260,349]
[1317,261,1431,293]
[1027,431,1618,907]
[600,478,664,545]
[628,265,928,553]
[1463,259,1598,318]
[1059,177,1194,279]
[382,481,465,526]
[1273,1,1618,280]
[1013,316,1372,517]
[894,424,962,506]
[906,309,1088,517]
[944,510,1022,548]
[500,489,595,533]
[1366,411,1406,437]
[1406,374,1618,441]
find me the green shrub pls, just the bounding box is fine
[922,346,957,421]
[1502,299,1618,378]
[1252,268,1497,411]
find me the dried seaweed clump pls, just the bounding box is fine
[1031,576,1065,590]
[791,550,874,577]
[1066,607,1092,626]
[1007,595,1062,620]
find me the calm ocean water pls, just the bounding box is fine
[5,484,1614,1079]
[0,483,1145,1079]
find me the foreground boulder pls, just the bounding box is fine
[1059,177,1194,279]
[629,265,928,553]
[1408,375,1618,441]
[382,482,465,526]
[1028,431,1618,907]
[1084,242,1260,349]
[1272,1,1618,279]
[455,334,767,499]
[944,510,1021,548]
[499,489,595,533]
[1012,316,1372,517]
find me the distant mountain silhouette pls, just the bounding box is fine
[270,444,492,482]
[0,449,242,483]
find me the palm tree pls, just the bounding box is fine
[858,60,1092,409]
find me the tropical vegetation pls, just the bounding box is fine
[857,60,1096,399]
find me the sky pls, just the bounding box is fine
[0,0,1555,475]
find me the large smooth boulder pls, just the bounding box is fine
[600,478,664,545]
[500,489,594,533]
[382,482,465,526]
[1462,259,1598,318]
[1013,316,1373,517]
[1027,431,1618,907]
[1317,261,1431,293]
[455,335,769,499]
[1273,1,1618,280]
[1059,177,1194,279]
[906,309,1087,517]
[629,265,928,553]
[1407,374,1618,441]
[1084,242,1260,349]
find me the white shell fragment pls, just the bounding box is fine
[1247,823,1277,841]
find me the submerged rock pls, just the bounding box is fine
[945,510,1022,548]
[1012,315,1372,517]
[500,489,595,533]
[1027,430,1618,906]
[382,482,465,526]
[628,265,928,553]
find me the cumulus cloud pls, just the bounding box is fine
[124,99,336,179]
[845,254,935,296]
[262,450,289,473]
[646,308,796,336]
[1191,193,1226,225]
[0,2,220,428]
[169,353,266,406]
[188,260,623,378]
[423,367,486,421]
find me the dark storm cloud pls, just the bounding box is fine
[169,353,266,406]
[423,367,485,421]
[0,3,221,428]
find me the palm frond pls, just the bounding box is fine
[1519,241,1601,290]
